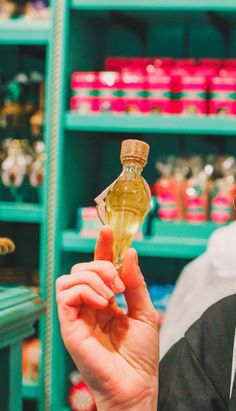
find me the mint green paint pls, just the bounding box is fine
[0,286,45,411]
[66,112,236,135]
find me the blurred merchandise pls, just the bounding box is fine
[115,284,174,322]
[0,72,45,133]
[28,140,45,187]
[183,157,208,223]
[0,138,45,201]
[0,267,39,286]
[68,371,97,411]
[76,207,102,236]
[0,0,49,19]
[210,156,236,224]
[71,57,236,117]
[154,157,182,221]
[153,155,236,224]
[22,337,41,383]
[209,75,236,117]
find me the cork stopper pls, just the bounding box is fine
[120,139,150,165]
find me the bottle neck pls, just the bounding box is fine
[121,160,144,179]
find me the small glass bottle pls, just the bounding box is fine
[96,139,151,271]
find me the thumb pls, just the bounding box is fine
[121,249,158,325]
[94,225,114,261]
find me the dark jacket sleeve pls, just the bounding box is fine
[158,294,236,411]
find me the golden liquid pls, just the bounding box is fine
[105,176,149,270]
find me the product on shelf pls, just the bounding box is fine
[171,74,207,115]
[71,72,99,114]
[210,156,236,224]
[209,75,236,117]
[76,207,102,236]
[0,267,38,285]
[153,155,236,224]
[183,157,208,223]
[0,138,45,201]
[120,69,148,114]
[22,337,41,383]
[0,0,49,19]
[95,139,151,270]
[30,80,45,137]
[1,139,34,188]
[0,72,45,130]
[28,140,45,187]
[68,371,96,411]
[154,157,182,221]
[97,71,123,113]
[146,71,172,114]
[71,56,236,117]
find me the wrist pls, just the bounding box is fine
[96,387,158,411]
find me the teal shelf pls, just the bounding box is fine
[61,221,222,258]
[71,0,236,11]
[66,112,236,135]
[22,381,40,400]
[0,18,50,45]
[0,202,43,223]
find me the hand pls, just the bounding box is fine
[56,226,159,411]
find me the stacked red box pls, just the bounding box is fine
[146,71,172,114]
[209,75,236,117]
[171,70,207,115]
[120,69,148,114]
[71,72,99,114]
[96,71,123,113]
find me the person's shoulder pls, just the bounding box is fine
[186,293,236,344]
[185,294,236,405]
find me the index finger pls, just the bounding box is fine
[94,225,114,261]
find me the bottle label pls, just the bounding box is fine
[211,187,232,224]
[185,185,207,222]
[157,192,178,221]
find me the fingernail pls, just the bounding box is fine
[102,285,114,299]
[97,295,108,305]
[113,276,125,293]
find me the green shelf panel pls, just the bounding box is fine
[71,0,236,11]
[22,381,40,400]
[65,113,236,135]
[61,221,222,258]
[0,18,50,45]
[0,202,43,223]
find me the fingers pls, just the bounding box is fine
[56,271,115,300]
[121,249,159,327]
[94,225,113,261]
[57,284,109,323]
[71,260,125,294]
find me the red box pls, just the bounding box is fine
[146,72,172,114]
[209,75,236,117]
[120,69,149,114]
[171,71,207,115]
[96,71,124,113]
[105,57,128,71]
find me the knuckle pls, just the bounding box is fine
[55,276,65,292]
[56,292,64,306]
[102,260,116,273]
[71,264,80,274]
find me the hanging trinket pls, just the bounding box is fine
[1,139,33,201]
[29,140,45,187]
[30,79,45,137]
